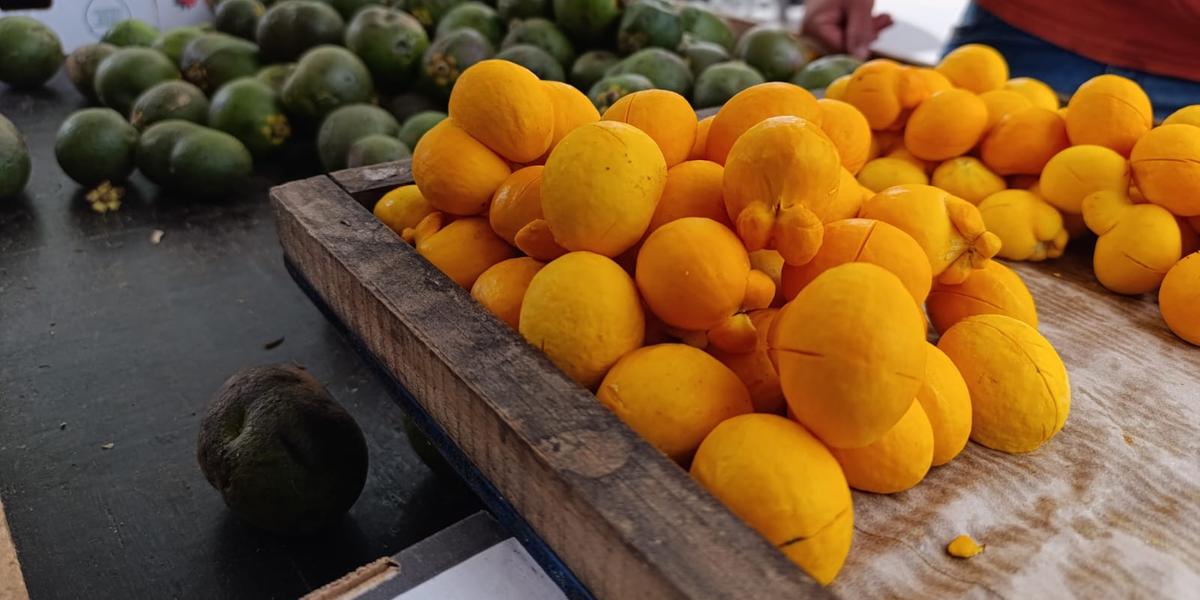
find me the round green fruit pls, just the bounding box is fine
[345,7,429,92]
[588,73,654,113]
[681,5,734,52]
[130,80,210,130]
[678,38,730,77]
[495,44,563,81]
[436,2,504,46]
[420,28,494,100]
[180,33,262,95]
[607,47,693,96]
[65,43,117,102]
[693,60,765,109]
[0,16,65,89]
[153,27,206,66]
[501,18,573,69]
[384,93,444,124]
[791,54,863,91]
[167,127,254,199]
[255,63,296,92]
[397,110,446,149]
[496,0,548,21]
[101,19,159,48]
[256,0,345,63]
[552,0,619,46]
[216,0,266,41]
[209,77,291,159]
[617,0,682,55]
[735,25,812,81]
[322,0,383,20]
[137,120,204,186]
[346,134,411,168]
[405,0,468,28]
[570,50,619,91]
[0,114,32,199]
[54,108,139,186]
[282,46,375,122]
[316,103,399,171]
[95,48,180,116]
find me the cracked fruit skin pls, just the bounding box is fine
[830,400,933,494]
[1083,191,1182,295]
[471,257,544,329]
[936,44,1007,94]
[1130,124,1200,217]
[449,60,554,164]
[690,414,853,585]
[817,98,871,174]
[1160,253,1200,345]
[1038,144,1129,215]
[723,116,842,266]
[981,107,1069,175]
[856,157,927,192]
[413,214,518,289]
[916,343,972,465]
[603,89,697,168]
[598,344,752,464]
[781,218,932,304]
[904,89,989,162]
[413,118,512,216]
[373,184,432,237]
[769,263,927,449]
[519,252,645,388]
[932,157,1005,205]
[859,184,1002,285]
[926,259,1038,334]
[709,308,785,415]
[978,189,1068,261]
[1065,74,1152,156]
[704,82,822,165]
[648,160,730,232]
[540,121,667,257]
[939,314,1070,454]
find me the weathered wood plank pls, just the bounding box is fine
[0,499,29,600]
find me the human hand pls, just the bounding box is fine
[802,0,894,59]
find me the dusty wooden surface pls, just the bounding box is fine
[0,499,29,600]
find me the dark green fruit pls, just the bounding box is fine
[607,47,693,96]
[65,43,117,102]
[153,27,206,66]
[420,29,494,100]
[167,127,254,199]
[735,25,811,81]
[180,33,262,95]
[316,103,399,171]
[0,16,65,89]
[384,93,444,123]
[496,0,548,21]
[588,73,654,113]
[436,2,504,46]
[397,110,446,149]
[693,60,765,109]
[130,80,210,130]
[501,18,573,69]
[552,0,619,46]
[282,46,375,122]
[54,108,139,186]
[681,5,734,52]
[617,0,682,55]
[495,44,563,81]
[345,7,429,91]
[197,365,368,534]
[255,63,296,92]
[216,0,266,41]
[256,0,345,63]
[678,38,730,77]
[94,48,180,116]
[101,19,159,48]
[405,0,468,28]
[791,54,863,91]
[0,114,31,199]
[570,50,619,91]
[346,134,411,168]
[137,120,204,186]
[209,77,291,159]
[322,0,383,19]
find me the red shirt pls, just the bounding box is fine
[977,0,1200,81]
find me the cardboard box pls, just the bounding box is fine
[1,0,213,51]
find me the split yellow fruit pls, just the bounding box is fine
[470,257,544,329]
[1065,74,1152,156]
[602,89,697,167]
[519,251,645,388]
[856,157,928,192]
[412,119,512,216]
[978,189,1068,261]
[843,59,918,130]
[936,44,1008,93]
[1159,253,1200,345]
[926,260,1038,333]
[540,121,667,257]
[1083,191,1182,294]
[705,82,822,164]
[829,400,933,494]
[769,263,927,449]
[1130,124,1200,216]
[723,116,842,266]
[489,166,544,246]
[412,214,518,288]
[374,184,433,237]
[904,89,989,161]
[1038,144,1129,214]
[980,107,1069,175]
[931,157,1006,205]
[781,218,932,304]
[938,314,1070,454]
[978,89,1032,131]
[917,343,972,465]
[709,309,785,414]
[1163,105,1200,128]
[539,80,601,160]
[648,160,730,232]
[825,74,850,101]
[598,344,752,463]
[749,249,786,307]
[818,98,872,173]
[689,115,714,160]
[1004,77,1059,110]
[448,59,554,163]
[690,414,853,585]
[859,184,1002,284]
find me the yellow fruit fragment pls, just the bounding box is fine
[374,184,433,237]
[917,343,972,466]
[947,535,985,558]
[830,400,934,494]
[489,166,544,246]
[470,257,543,329]
[1160,253,1200,345]
[932,157,1006,205]
[926,260,1038,333]
[413,214,518,288]
[978,189,1068,261]
[857,157,928,193]
[1038,144,1129,215]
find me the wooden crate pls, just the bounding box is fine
[272,161,1200,599]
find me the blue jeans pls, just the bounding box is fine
[945,2,1200,120]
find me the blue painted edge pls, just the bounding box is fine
[284,255,597,600]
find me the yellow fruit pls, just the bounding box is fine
[489,166,544,245]
[412,214,518,288]
[828,167,866,222]
[722,116,842,266]
[1160,253,1200,345]
[938,314,1070,454]
[947,535,985,558]
[1004,77,1059,110]
[769,263,927,449]
[1038,144,1129,214]
[689,115,714,160]
[903,89,989,161]
[1065,74,1152,156]
[781,218,932,304]
[936,44,1008,93]
[748,249,786,307]
[1130,124,1200,216]
[705,82,822,164]
[648,160,729,232]
[1163,105,1200,128]
[909,67,953,97]
[916,343,972,465]
[978,189,1068,261]
[690,414,853,585]
[1083,191,1182,294]
[980,107,1069,175]
[513,218,568,262]
[978,89,1033,131]
[373,184,433,236]
[818,98,872,173]
[602,89,697,168]
[470,257,544,329]
[843,59,916,130]
[859,184,1002,284]
[448,59,554,163]
[540,80,601,160]
[540,121,667,257]
[519,251,645,387]
[926,260,1038,333]
[825,74,850,100]
[931,157,1006,205]
[856,157,928,192]
[869,129,903,159]
[709,309,785,414]
[830,400,933,494]
[412,118,512,216]
[598,344,752,463]
[886,146,932,173]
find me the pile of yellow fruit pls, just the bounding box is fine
[368,49,1195,585]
